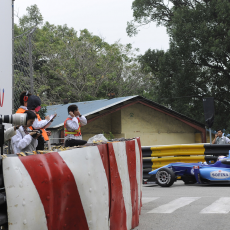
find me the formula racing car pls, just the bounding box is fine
[149,154,230,187]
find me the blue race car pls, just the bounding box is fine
[149,154,230,187]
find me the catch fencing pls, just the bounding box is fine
[13,27,37,112]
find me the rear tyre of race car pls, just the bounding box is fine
[156,168,175,187]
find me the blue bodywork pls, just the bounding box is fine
[149,155,230,184]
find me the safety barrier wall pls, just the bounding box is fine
[142,144,230,180]
[2,138,142,230]
[107,138,142,230]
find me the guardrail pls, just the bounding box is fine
[142,144,230,180]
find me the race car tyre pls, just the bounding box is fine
[181,175,197,184]
[156,168,175,187]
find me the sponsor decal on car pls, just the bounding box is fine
[210,170,230,179]
[190,169,194,175]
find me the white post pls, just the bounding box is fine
[0,0,13,119]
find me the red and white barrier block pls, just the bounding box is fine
[2,138,142,230]
[3,145,110,230]
[108,138,142,230]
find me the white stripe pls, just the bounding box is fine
[112,142,132,230]
[59,147,109,230]
[135,139,141,212]
[142,197,159,204]
[200,197,230,214]
[3,157,48,230]
[148,197,200,213]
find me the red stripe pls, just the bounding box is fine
[1,89,4,107]
[107,143,127,230]
[97,144,111,212]
[0,89,3,107]
[135,137,143,213]
[20,152,89,230]
[126,140,139,228]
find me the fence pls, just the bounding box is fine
[142,144,230,180]
[13,27,37,112]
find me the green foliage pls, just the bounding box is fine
[103,131,114,140]
[127,0,174,37]
[14,5,150,106]
[38,104,47,120]
[131,0,230,132]
[19,4,43,30]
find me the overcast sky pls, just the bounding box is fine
[14,0,169,54]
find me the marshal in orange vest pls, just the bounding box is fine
[64,117,82,137]
[35,113,49,141]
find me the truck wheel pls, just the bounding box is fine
[156,168,175,187]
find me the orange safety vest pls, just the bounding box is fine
[16,108,26,114]
[16,107,49,141]
[64,117,81,137]
[35,113,49,141]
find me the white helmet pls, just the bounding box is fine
[217,156,226,161]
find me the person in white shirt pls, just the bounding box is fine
[212,129,230,144]
[4,126,17,142]
[27,95,53,150]
[11,111,41,154]
[0,126,17,155]
[64,104,87,147]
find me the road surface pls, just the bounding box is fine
[135,181,230,230]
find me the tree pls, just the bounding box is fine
[18,4,43,30]
[32,25,148,103]
[130,0,230,132]
[14,5,150,106]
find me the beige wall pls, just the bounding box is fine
[82,110,122,141]
[196,132,215,144]
[81,103,200,146]
[206,131,215,143]
[121,104,197,146]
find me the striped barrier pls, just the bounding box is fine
[142,144,230,180]
[108,138,142,230]
[2,138,142,230]
[3,147,110,230]
[144,144,230,157]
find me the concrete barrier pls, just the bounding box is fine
[108,138,142,230]
[2,138,142,230]
[3,146,110,230]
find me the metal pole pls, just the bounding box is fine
[48,140,51,150]
[0,119,4,155]
[12,0,14,113]
[209,128,212,144]
[28,34,34,94]
[28,27,36,95]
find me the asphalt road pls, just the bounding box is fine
[134,181,230,230]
